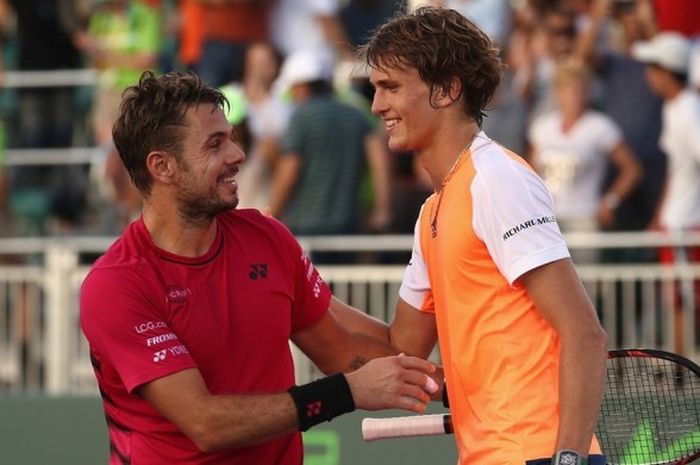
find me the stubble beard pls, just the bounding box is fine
[176,189,239,226]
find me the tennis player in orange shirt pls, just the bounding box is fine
[334,7,608,465]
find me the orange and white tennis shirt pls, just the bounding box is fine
[399,133,601,464]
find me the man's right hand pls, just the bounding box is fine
[345,354,438,413]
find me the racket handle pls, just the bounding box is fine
[362,414,453,441]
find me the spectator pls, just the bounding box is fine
[83,0,160,232]
[633,32,700,353]
[692,40,700,93]
[0,0,89,234]
[269,50,391,238]
[483,5,530,156]
[576,0,664,232]
[513,5,580,121]
[177,0,204,71]
[339,0,403,50]
[220,41,292,209]
[425,0,513,47]
[2,0,85,148]
[528,59,641,259]
[196,0,271,86]
[634,33,700,234]
[270,0,353,61]
[84,0,160,145]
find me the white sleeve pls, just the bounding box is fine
[398,206,432,311]
[472,154,570,285]
[309,0,339,15]
[596,113,623,153]
[527,115,545,147]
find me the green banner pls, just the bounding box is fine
[0,396,456,464]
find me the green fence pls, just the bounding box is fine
[0,396,456,464]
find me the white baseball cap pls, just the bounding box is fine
[632,32,691,74]
[276,49,333,93]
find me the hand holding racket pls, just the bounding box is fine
[361,349,700,465]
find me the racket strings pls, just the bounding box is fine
[597,356,700,465]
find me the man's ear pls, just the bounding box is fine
[146,151,177,185]
[433,77,463,108]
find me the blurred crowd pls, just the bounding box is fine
[0,0,698,255]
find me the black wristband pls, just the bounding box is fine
[287,373,356,432]
[442,381,450,408]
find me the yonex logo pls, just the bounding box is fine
[306,401,322,417]
[153,350,167,363]
[249,264,268,280]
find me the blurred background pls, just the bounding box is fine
[0,0,699,463]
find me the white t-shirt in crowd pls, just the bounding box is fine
[528,110,622,220]
[270,0,339,57]
[659,89,700,230]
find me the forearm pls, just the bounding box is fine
[341,330,397,372]
[606,144,642,201]
[520,259,608,455]
[575,14,603,66]
[191,392,299,452]
[140,369,301,453]
[268,155,299,217]
[328,298,445,400]
[555,331,608,454]
[329,296,390,345]
[313,319,395,375]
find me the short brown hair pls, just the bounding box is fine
[112,71,228,196]
[361,6,502,126]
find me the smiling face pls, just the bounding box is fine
[370,63,440,153]
[171,103,246,222]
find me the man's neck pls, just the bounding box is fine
[419,121,480,192]
[142,203,219,258]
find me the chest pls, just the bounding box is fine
[150,249,295,370]
[421,183,492,281]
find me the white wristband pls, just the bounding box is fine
[603,192,621,210]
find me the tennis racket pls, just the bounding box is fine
[361,348,700,465]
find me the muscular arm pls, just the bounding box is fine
[390,298,443,401]
[328,295,442,399]
[140,350,437,453]
[389,297,438,360]
[139,368,299,453]
[519,258,608,456]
